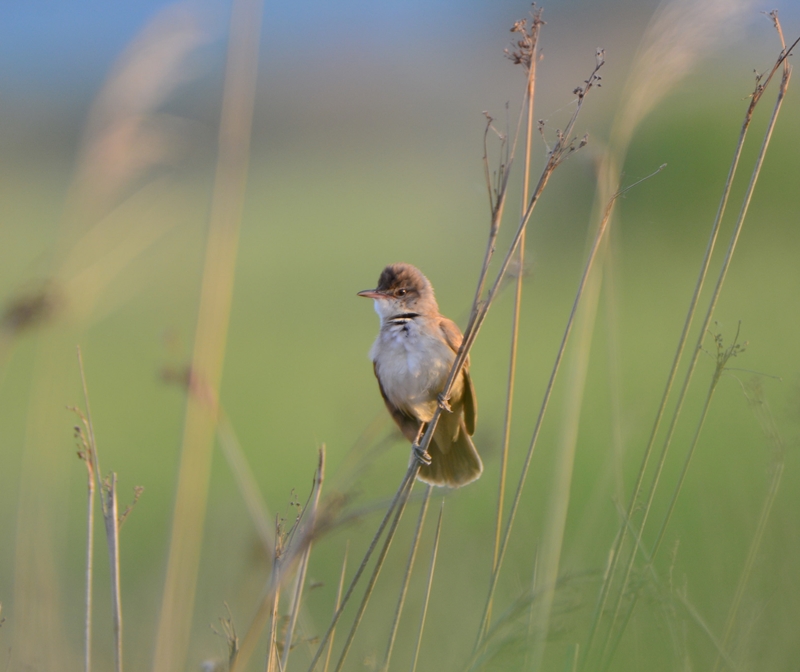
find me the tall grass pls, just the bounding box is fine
[1,2,798,672]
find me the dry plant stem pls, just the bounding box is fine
[323,544,349,672]
[83,455,95,672]
[473,162,655,653]
[266,589,281,672]
[332,474,416,672]
[381,485,433,672]
[282,449,326,672]
[410,500,444,672]
[595,35,794,669]
[581,31,797,667]
[712,392,785,672]
[306,463,418,672]
[104,475,124,672]
[492,11,540,592]
[152,0,264,669]
[78,347,124,672]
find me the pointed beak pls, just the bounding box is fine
[357,289,388,300]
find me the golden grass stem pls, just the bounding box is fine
[152,0,264,669]
[409,500,444,672]
[491,7,541,613]
[282,449,326,672]
[323,544,349,672]
[594,31,795,669]
[332,475,416,672]
[266,588,281,672]
[381,485,433,672]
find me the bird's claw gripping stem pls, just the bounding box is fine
[437,393,452,413]
[413,443,432,466]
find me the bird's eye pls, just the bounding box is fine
[396,288,407,297]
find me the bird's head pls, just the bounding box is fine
[358,263,438,323]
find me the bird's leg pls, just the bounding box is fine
[412,423,432,466]
[437,392,452,413]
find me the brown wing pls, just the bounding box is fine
[439,318,477,436]
[373,361,421,442]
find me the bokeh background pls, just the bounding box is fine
[1,0,799,670]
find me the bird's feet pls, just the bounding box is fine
[437,393,452,413]
[413,443,432,466]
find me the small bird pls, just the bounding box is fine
[358,263,482,487]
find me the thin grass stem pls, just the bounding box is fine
[104,474,124,672]
[78,347,124,672]
[332,474,416,672]
[491,6,541,608]
[282,449,326,671]
[266,588,281,672]
[382,485,432,672]
[323,543,349,672]
[409,500,444,672]
[306,463,418,672]
[83,458,95,672]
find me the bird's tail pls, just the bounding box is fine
[417,417,482,488]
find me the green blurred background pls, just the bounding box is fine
[1,0,799,670]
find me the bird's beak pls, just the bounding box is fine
[357,289,388,299]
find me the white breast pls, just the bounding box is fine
[370,317,457,423]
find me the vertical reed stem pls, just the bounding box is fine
[152,0,264,670]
